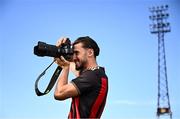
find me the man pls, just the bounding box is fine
[54,36,108,118]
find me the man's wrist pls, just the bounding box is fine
[62,65,70,70]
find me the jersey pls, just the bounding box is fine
[68,67,108,119]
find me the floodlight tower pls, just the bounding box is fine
[149,5,172,119]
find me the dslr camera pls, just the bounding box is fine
[34,38,73,60]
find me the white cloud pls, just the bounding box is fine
[108,99,156,107]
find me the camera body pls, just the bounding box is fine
[34,38,73,60]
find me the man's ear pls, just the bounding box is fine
[87,49,94,57]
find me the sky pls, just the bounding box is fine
[0,0,180,119]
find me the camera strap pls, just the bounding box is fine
[35,61,62,96]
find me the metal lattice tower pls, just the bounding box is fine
[149,5,172,119]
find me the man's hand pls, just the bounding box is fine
[54,37,70,69]
[70,62,80,77]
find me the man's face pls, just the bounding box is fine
[73,43,88,71]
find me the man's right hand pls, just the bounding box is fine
[54,37,70,69]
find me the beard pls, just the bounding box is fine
[75,59,86,71]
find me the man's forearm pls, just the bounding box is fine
[56,67,69,89]
[54,66,70,99]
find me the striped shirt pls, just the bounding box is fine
[69,67,108,118]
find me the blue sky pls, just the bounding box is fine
[0,0,180,119]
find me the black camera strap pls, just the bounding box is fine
[35,61,62,96]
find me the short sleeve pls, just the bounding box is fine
[71,71,98,95]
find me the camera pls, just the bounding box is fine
[34,38,73,60]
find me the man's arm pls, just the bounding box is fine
[54,66,78,100]
[54,37,78,100]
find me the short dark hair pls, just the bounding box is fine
[73,36,100,57]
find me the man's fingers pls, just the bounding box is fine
[60,56,65,61]
[56,37,67,47]
[60,56,69,64]
[62,37,67,44]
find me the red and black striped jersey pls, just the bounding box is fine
[69,67,108,119]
